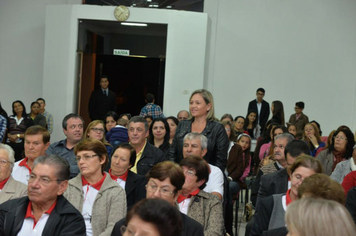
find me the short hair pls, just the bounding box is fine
[119,113,132,120]
[180,155,209,190]
[295,101,305,109]
[285,197,355,236]
[112,143,136,167]
[284,140,310,159]
[33,154,70,182]
[189,89,216,121]
[101,75,109,80]
[117,118,128,127]
[221,120,236,142]
[146,161,185,195]
[256,88,265,94]
[0,144,15,169]
[145,93,155,103]
[74,139,108,171]
[36,98,45,104]
[275,133,294,143]
[220,113,233,122]
[177,110,189,118]
[297,173,345,204]
[105,111,119,122]
[30,101,40,108]
[25,125,50,144]
[183,133,207,150]
[234,116,245,122]
[126,198,183,236]
[62,113,84,130]
[128,116,148,131]
[84,120,110,146]
[290,155,323,175]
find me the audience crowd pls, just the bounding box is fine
[0,87,356,236]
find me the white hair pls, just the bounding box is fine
[0,144,15,169]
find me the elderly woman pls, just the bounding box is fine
[64,139,126,236]
[0,144,27,203]
[108,143,146,209]
[251,155,323,236]
[317,126,355,176]
[168,89,229,172]
[178,156,224,236]
[111,161,204,236]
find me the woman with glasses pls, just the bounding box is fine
[108,143,146,209]
[178,156,224,236]
[251,155,323,236]
[64,139,126,236]
[317,126,355,176]
[84,120,113,158]
[120,198,183,236]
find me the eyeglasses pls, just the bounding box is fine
[75,154,98,162]
[0,159,11,166]
[91,128,105,133]
[145,183,175,196]
[183,169,196,176]
[27,174,62,185]
[334,135,347,141]
[120,225,147,236]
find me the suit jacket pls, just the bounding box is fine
[125,171,146,209]
[88,89,116,121]
[0,195,86,236]
[248,99,270,131]
[346,187,356,224]
[136,142,166,176]
[0,176,27,204]
[110,213,204,236]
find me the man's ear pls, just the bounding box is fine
[57,180,68,196]
[202,148,207,157]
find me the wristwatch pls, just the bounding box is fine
[17,134,20,138]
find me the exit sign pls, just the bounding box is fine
[113,49,130,56]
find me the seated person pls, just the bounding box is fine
[302,123,325,157]
[0,144,27,203]
[178,156,224,236]
[331,144,356,184]
[106,118,129,147]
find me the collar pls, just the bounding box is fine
[0,176,10,189]
[25,200,57,227]
[350,158,356,171]
[81,173,106,191]
[286,189,293,206]
[19,157,32,173]
[109,169,128,181]
[177,189,200,203]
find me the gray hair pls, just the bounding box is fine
[0,144,15,169]
[128,116,148,131]
[33,155,70,181]
[183,133,208,150]
[275,133,295,144]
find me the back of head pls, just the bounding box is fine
[284,140,310,159]
[297,173,345,204]
[126,198,183,236]
[145,93,155,103]
[290,155,323,176]
[285,197,356,236]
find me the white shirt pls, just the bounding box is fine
[113,178,126,189]
[178,198,192,215]
[12,159,30,185]
[82,184,100,236]
[18,214,50,236]
[204,164,224,198]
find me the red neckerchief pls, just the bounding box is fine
[109,169,128,181]
[177,189,200,203]
[286,189,293,206]
[81,173,106,191]
[0,176,10,189]
[25,200,57,228]
[19,157,31,173]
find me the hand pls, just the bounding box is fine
[309,135,318,146]
[7,134,18,142]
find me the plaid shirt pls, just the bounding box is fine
[139,103,164,119]
[41,110,54,134]
[0,115,6,142]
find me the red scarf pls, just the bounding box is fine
[19,157,31,173]
[0,176,10,189]
[286,189,293,206]
[177,189,200,203]
[81,173,106,191]
[109,169,128,181]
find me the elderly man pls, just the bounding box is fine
[177,110,189,121]
[0,155,86,236]
[0,144,27,204]
[128,116,165,176]
[12,125,50,185]
[46,113,83,178]
[182,132,224,201]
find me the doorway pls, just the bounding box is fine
[77,19,167,126]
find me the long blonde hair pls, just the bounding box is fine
[286,197,356,236]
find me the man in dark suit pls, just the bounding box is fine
[88,75,116,121]
[247,88,270,132]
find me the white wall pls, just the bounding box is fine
[43,5,208,141]
[204,0,356,136]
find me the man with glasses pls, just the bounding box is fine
[247,88,270,132]
[288,101,309,139]
[110,161,204,236]
[46,113,84,178]
[12,125,50,185]
[0,154,86,236]
[0,144,27,204]
[177,110,189,121]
